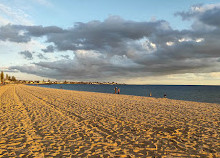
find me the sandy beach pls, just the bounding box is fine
[0,84,219,157]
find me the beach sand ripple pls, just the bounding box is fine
[0,85,219,157]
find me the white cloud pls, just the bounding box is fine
[0,15,10,25]
[0,3,33,25]
[141,38,157,53]
[177,38,204,43]
[178,38,191,42]
[166,41,174,46]
[191,3,220,13]
[195,38,204,43]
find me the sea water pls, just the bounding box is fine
[30,84,220,104]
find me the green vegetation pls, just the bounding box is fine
[1,71,4,83]
[0,71,16,84]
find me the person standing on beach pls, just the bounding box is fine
[164,93,167,98]
[114,87,117,94]
[117,88,120,94]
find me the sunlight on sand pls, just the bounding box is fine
[0,84,219,157]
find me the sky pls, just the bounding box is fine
[0,0,220,85]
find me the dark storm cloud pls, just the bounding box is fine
[6,4,220,80]
[176,4,220,28]
[25,25,65,37]
[46,17,171,53]
[19,50,33,60]
[0,24,64,43]
[9,58,141,80]
[199,8,220,27]
[9,56,220,81]
[0,24,30,42]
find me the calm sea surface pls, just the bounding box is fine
[30,84,220,104]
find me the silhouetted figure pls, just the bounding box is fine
[117,88,120,94]
[164,93,167,98]
[114,87,117,94]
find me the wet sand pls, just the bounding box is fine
[0,84,219,157]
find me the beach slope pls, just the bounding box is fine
[0,84,219,157]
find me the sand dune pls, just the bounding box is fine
[0,84,219,157]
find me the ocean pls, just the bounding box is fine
[30,84,220,104]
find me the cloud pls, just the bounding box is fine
[0,3,32,25]
[176,3,220,29]
[0,24,30,42]
[6,4,220,81]
[19,50,33,60]
[42,45,55,53]
[0,24,65,43]
[37,53,48,60]
[61,55,70,59]
[0,15,10,25]
[0,68,18,73]
[26,25,65,37]
[199,7,220,28]
[46,16,171,54]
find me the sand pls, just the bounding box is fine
[0,84,219,157]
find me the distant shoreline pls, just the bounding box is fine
[29,84,220,104]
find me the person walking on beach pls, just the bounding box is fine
[117,88,120,94]
[164,93,167,98]
[114,87,117,94]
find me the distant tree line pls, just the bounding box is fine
[0,71,16,84]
